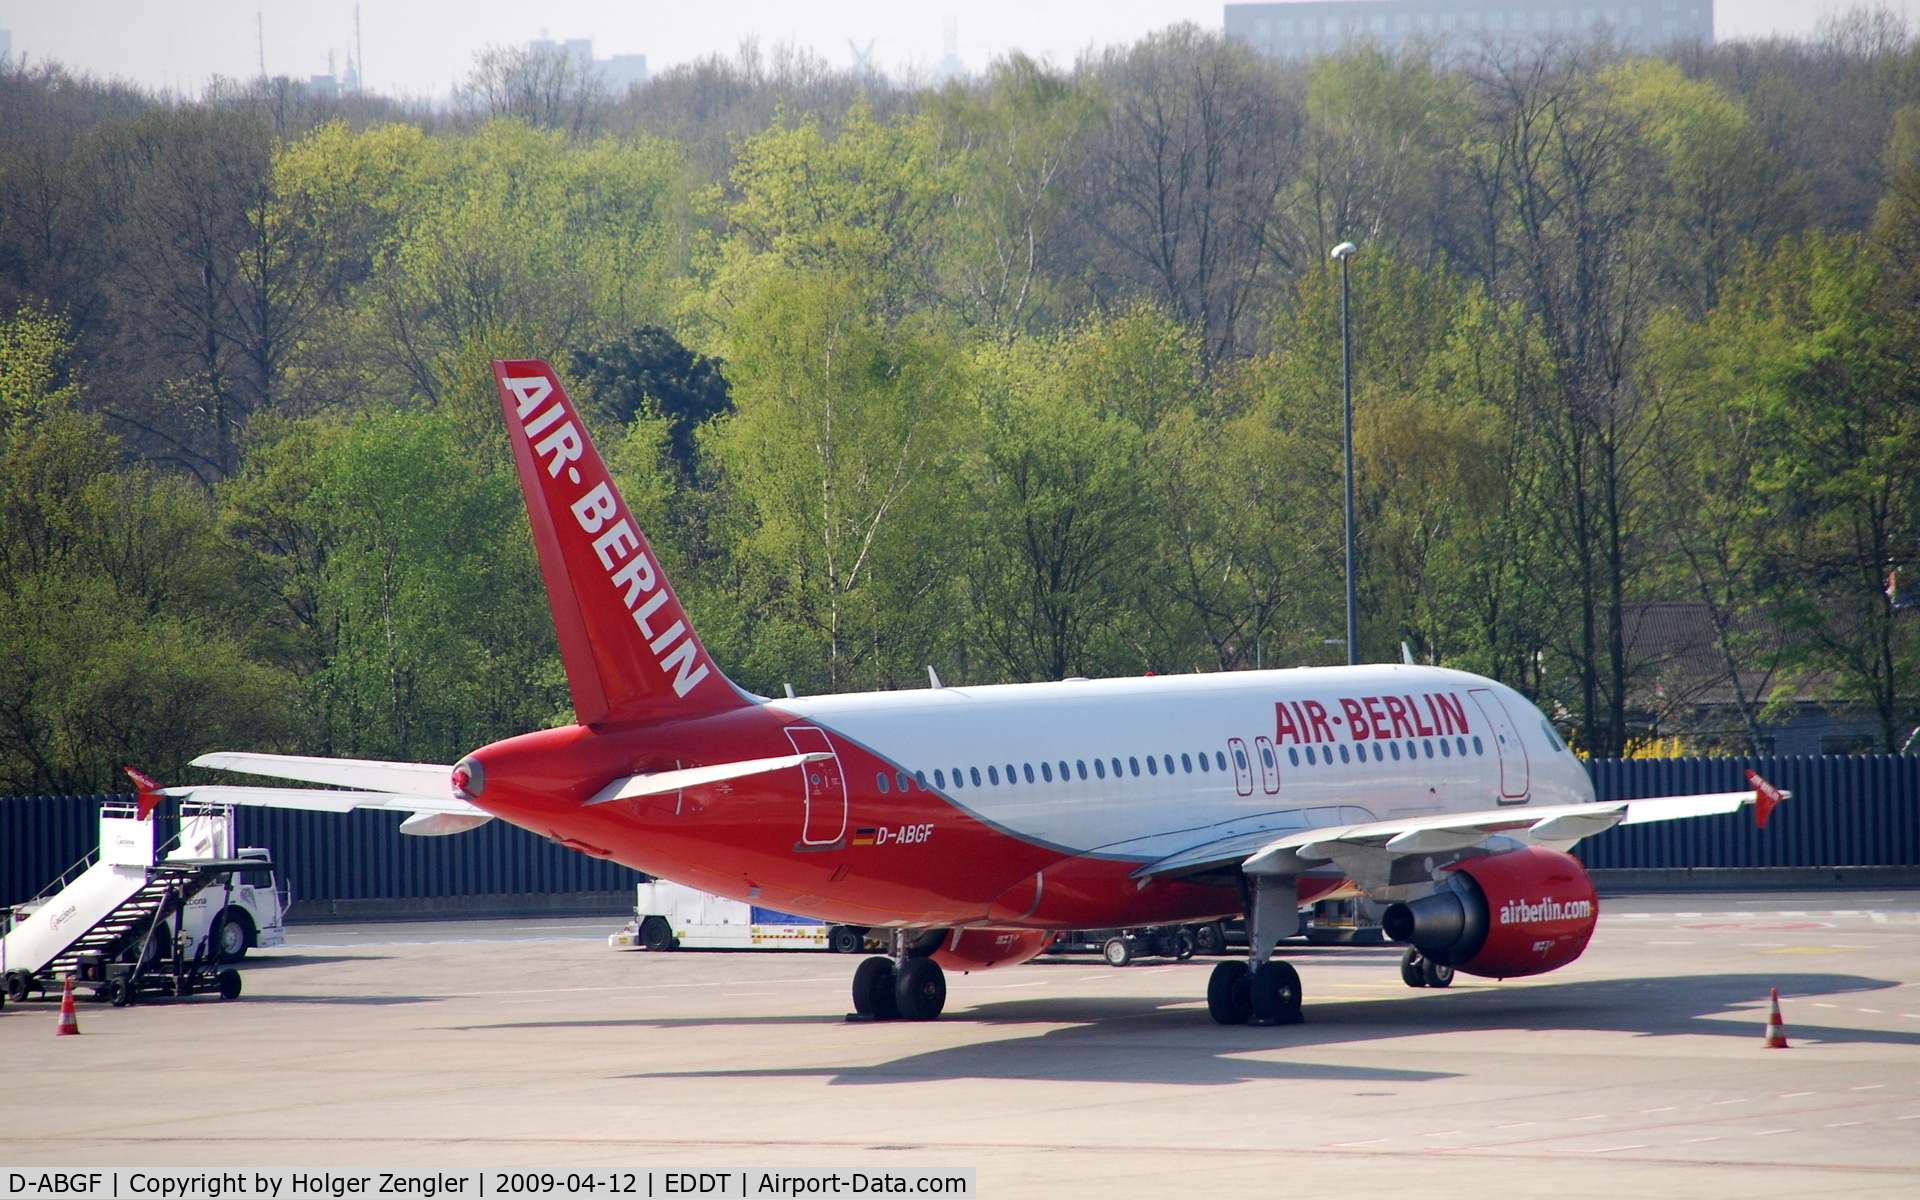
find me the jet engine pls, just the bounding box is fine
[1381,845,1598,978]
[931,928,1056,973]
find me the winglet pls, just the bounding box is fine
[124,766,164,820]
[1745,769,1788,829]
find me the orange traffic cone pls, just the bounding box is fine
[1762,987,1788,1049]
[55,975,79,1036]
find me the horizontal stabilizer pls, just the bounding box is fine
[191,752,454,798]
[586,752,836,806]
[160,783,492,837]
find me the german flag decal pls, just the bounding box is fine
[852,828,877,846]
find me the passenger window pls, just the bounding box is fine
[1259,747,1273,769]
[915,770,926,788]
[1023,763,1035,783]
[1423,739,1434,757]
[1215,751,1227,771]
[1129,757,1140,777]
[1406,740,1417,759]
[1288,747,1300,766]
[1162,754,1174,774]
[1440,738,1451,757]
[877,773,891,793]
[897,770,911,791]
[1041,762,1052,782]
[1372,743,1383,762]
[1094,758,1106,779]
[935,769,947,788]
[1197,752,1209,772]
[1006,764,1017,783]
[1306,746,1316,764]
[1233,747,1247,770]
[1181,753,1192,773]
[970,766,981,786]
[988,765,1000,785]
[1146,755,1158,776]
[1389,742,1400,761]
[1456,737,1467,756]
[1112,757,1122,777]
[1076,760,1088,780]
[1339,745,1351,763]
[1474,735,1485,755]
[1058,760,1069,780]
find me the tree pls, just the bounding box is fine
[702,270,970,692]
[1075,26,1305,360]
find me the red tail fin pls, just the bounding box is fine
[493,360,747,725]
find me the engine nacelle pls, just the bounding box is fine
[931,928,1056,973]
[1382,845,1597,979]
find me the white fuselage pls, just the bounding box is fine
[771,664,1594,862]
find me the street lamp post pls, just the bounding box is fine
[1331,241,1358,667]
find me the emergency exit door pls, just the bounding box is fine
[785,726,848,846]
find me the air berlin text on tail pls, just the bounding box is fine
[0,1172,977,1199]
[494,361,738,725]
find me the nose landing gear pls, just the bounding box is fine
[848,930,947,1022]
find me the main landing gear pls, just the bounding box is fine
[1208,873,1304,1026]
[849,930,947,1022]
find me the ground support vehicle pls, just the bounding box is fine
[608,879,868,952]
[2,802,282,1005]
[1302,896,1388,945]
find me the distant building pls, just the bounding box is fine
[529,38,648,91]
[601,54,648,91]
[1224,0,1712,59]
[1620,602,1885,756]
[934,17,965,84]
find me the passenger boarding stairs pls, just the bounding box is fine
[3,803,262,994]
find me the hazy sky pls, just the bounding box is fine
[3,1,1914,99]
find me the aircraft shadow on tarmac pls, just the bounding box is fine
[582,970,1914,1088]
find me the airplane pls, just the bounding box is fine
[142,358,1790,1028]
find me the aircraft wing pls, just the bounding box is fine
[1134,770,1787,887]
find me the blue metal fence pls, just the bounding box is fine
[1,794,638,906]
[1578,754,1920,869]
[3,756,1915,905]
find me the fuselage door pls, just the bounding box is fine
[1227,738,1255,797]
[1469,688,1530,801]
[784,726,848,845]
[1253,736,1281,795]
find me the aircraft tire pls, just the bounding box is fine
[1194,922,1227,955]
[1249,961,1303,1026]
[1421,955,1455,988]
[1207,960,1251,1025]
[852,956,898,1020]
[894,957,946,1021]
[828,925,865,954]
[1400,947,1427,988]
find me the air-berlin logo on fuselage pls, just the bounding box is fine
[1499,897,1593,925]
[1276,693,1470,744]
[504,373,710,699]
